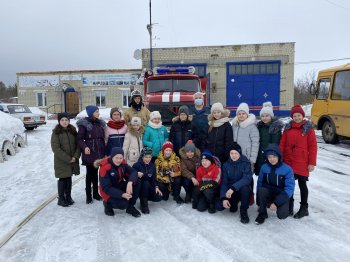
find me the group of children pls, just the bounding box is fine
[51,93,317,225]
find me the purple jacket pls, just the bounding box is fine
[77,117,106,165]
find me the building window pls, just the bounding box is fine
[122,89,131,108]
[36,92,47,107]
[316,78,330,100]
[95,90,106,107]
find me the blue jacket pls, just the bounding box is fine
[257,144,295,207]
[132,159,157,189]
[220,155,252,199]
[142,124,169,157]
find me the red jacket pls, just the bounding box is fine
[196,163,221,184]
[280,120,317,177]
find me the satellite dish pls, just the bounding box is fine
[133,49,142,60]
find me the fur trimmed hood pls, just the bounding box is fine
[128,125,145,138]
[257,118,284,134]
[232,114,256,128]
[284,119,314,135]
[76,117,106,131]
[171,114,193,123]
[179,147,201,160]
[208,109,231,127]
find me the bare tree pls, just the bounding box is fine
[0,82,17,102]
[294,70,317,105]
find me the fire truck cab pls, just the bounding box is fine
[143,66,206,124]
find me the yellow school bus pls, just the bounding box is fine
[310,63,350,144]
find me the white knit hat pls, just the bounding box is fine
[259,102,274,117]
[131,116,141,125]
[236,102,249,115]
[211,102,224,113]
[150,111,161,121]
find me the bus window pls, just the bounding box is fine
[316,78,330,100]
[331,70,350,100]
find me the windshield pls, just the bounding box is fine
[147,79,200,93]
[7,105,32,114]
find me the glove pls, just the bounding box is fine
[199,181,218,191]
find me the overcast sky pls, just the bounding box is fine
[0,0,349,85]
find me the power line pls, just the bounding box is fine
[324,0,350,11]
[295,57,350,65]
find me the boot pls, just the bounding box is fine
[93,186,102,201]
[255,213,268,225]
[185,192,192,204]
[65,178,74,205]
[208,203,216,214]
[229,204,238,213]
[294,203,309,219]
[86,188,93,204]
[103,201,115,216]
[126,206,141,218]
[57,180,68,207]
[174,196,184,204]
[289,198,294,216]
[140,198,150,214]
[240,210,250,224]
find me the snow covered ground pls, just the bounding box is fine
[0,119,349,262]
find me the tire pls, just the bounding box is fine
[13,135,25,153]
[2,140,16,161]
[25,127,35,131]
[322,120,339,144]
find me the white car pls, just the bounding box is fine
[0,103,46,130]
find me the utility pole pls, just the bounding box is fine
[147,0,153,69]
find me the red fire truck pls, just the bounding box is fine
[143,66,207,123]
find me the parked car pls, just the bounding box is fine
[0,103,46,130]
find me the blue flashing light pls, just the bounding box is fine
[154,66,195,75]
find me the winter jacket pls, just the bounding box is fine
[189,105,210,151]
[169,118,194,156]
[280,119,317,177]
[205,109,234,164]
[51,126,81,178]
[196,163,221,185]
[257,144,295,207]
[220,155,252,199]
[98,158,137,205]
[155,152,181,185]
[179,147,201,179]
[132,159,157,189]
[77,117,106,165]
[124,106,150,128]
[142,124,169,157]
[123,126,144,167]
[104,120,128,156]
[255,119,283,175]
[232,114,260,164]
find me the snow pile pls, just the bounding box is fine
[76,107,123,121]
[29,107,51,118]
[0,111,25,142]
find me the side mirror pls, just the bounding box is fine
[309,81,316,96]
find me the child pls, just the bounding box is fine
[98,147,142,217]
[123,116,144,166]
[155,141,183,204]
[142,111,169,162]
[169,105,195,156]
[51,112,81,207]
[205,102,234,164]
[105,107,128,156]
[192,150,221,214]
[219,143,252,224]
[132,147,162,214]
[255,102,283,175]
[255,144,295,225]
[179,140,201,203]
[280,104,317,218]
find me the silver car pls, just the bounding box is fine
[0,103,46,130]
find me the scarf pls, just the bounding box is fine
[148,120,163,129]
[107,120,126,130]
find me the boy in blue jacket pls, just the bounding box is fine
[218,143,253,224]
[132,147,163,214]
[255,143,295,225]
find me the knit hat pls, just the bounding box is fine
[201,150,215,164]
[290,104,305,118]
[86,105,99,118]
[150,111,161,121]
[110,147,124,158]
[131,116,141,126]
[140,147,153,158]
[211,102,224,113]
[228,142,242,155]
[178,105,189,116]
[260,102,274,117]
[161,141,174,153]
[184,140,196,152]
[110,107,122,118]
[236,102,249,115]
[57,112,69,122]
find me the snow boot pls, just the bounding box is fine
[294,203,309,219]
[65,178,74,205]
[240,210,250,224]
[57,180,68,207]
[255,213,268,225]
[140,198,150,214]
[86,188,93,204]
[93,187,102,201]
[126,206,141,218]
[174,196,184,204]
[289,198,294,216]
[229,204,238,213]
[208,203,216,214]
[185,192,192,204]
[103,201,114,216]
